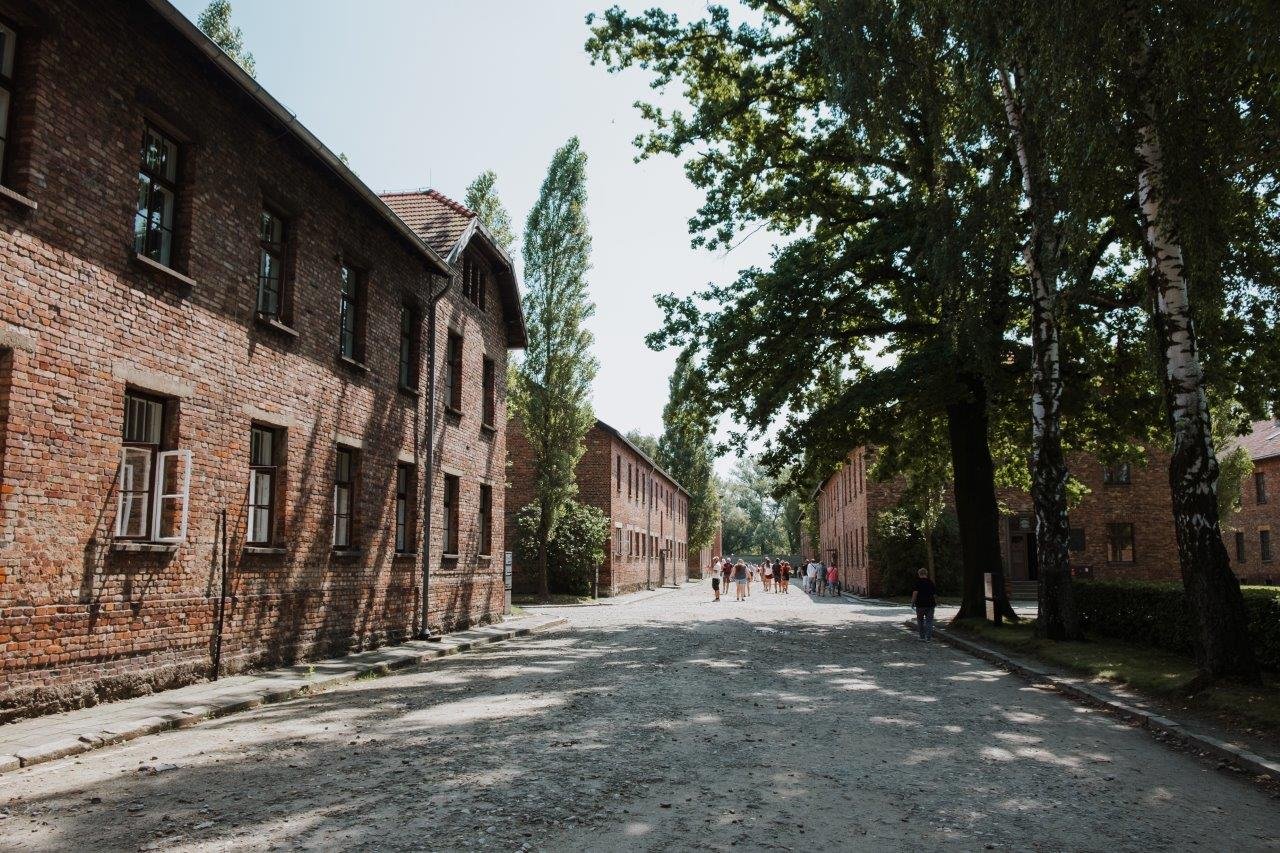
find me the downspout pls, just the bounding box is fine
[420,272,453,639]
[645,463,654,590]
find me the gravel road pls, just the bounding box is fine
[2,582,1278,851]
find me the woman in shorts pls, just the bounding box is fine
[733,561,748,601]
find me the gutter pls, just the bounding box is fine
[141,0,451,279]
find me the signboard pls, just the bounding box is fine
[503,551,513,591]
[983,572,996,622]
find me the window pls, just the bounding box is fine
[443,474,460,555]
[395,463,415,553]
[116,391,190,541]
[478,483,492,556]
[1106,523,1135,563]
[0,21,15,185]
[134,125,179,267]
[338,264,364,361]
[627,463,632,499]
[399,305,420,390]
[444,331,463,412]
[462,256,486,311]
[1262,529,1273,563]
[256,209,289,321]
[247,425,279,544]
[333,446,356,548]
[482,357,496,428]
[615,525,623,556]
[1256,472,1268,505]
[616,455,621,493]
[1102,463,1132,485]
[1236,530,1246,564]
[1068,527,1086,552]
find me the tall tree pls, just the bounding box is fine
[463,170,516,252]
[625,430,661,461]
[720,456,787,556]
[510,138,598,600]
[196,0,255,77]
[657,348,722,555]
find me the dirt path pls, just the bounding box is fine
[2,583,1278,851]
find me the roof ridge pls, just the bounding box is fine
[424,188,477,220]
[378,188,432,198]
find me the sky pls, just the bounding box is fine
[172,0,777,474]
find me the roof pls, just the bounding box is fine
[380,190,476,260]
[380,190,528,349]
[141,0,451,280]
[1227,420,1280,464]
[594,419,691,498]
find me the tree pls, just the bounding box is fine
[510,138,598,600]
[463,170,516,252]
[591,0,1023,621]
[720,456,787,556]
[512,499,609,596]
[624,430,660,461]
[656,348,722,555]
[196,0,255,77]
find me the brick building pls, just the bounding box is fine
[0,0,524,721]
[506,418,690,596]
[816,427,1280,597]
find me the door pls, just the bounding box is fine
[1008,514,1036,580]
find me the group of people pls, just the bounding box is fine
[706,556,842,602]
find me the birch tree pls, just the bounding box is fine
[510,138,598,601]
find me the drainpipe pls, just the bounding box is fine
[420,272,453,639]
[645,463,654,590]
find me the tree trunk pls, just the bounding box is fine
[536,497,553,601]
[923,523,936,582]
[1128,13,1259,683]
[998,69,1080,640]
[947,377,1017,622]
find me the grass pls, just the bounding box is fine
[510,593,596,606]
[950,618,1280,733]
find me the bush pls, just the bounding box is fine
[1072,579,1280,671]
[512,499,609,596]
[869,508,963,596]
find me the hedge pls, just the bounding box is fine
[1072,579,1280,671]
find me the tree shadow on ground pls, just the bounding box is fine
[6,610,1280,852]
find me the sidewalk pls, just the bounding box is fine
[518,581,693,609]
[0,613,566,775]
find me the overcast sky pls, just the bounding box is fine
[172,0,777,473]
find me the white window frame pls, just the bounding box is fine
[150,449,192,543]
[115,446,153,538]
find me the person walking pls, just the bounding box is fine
[826,563,840,597]
[762,559,773,593]
[710,558,721,602]
[911,568,937,640]
[779,561,790,593]
[806,559,819,594]
[721,558,733,594]
[733,560,748,601]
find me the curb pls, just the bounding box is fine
[0,616,567,776]
[920,620,1280,784]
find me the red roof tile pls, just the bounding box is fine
[380,190,475,258]
[1226,419,1280,463]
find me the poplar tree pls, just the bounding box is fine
[463,170,516,252]
[510,138,598,600]
[196,0,255,77]
[657,348,722,556]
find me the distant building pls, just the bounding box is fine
[816,424,1280,597]
[506,418,690,595]
[690,520,723,579]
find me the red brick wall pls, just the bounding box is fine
[817,447,900,596]
[1224,455,1280,585]
[0,0,511,721]
[505,419,690,596]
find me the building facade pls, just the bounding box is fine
[507,419,690,596]
[0,0,523,722]
[689,521,723,580]
[816,428,1280,598]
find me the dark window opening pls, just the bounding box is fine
[333,446,357,548]
[134,124,179,267]
[399,305,421,390]
[1106,522,1135,563]
[256,209,289,321]
[443,474,460,555]
[395,462,415,553]
[478,483,492,556]
[482,356,496,427]
[444,331,463,412]
[248,425,279,544]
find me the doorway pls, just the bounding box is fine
[1007,514,1037,581]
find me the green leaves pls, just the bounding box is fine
[196,0,255,78]
[463,170,516,252]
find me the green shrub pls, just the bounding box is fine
[870,508,963,596]
[512,499,609,596]
[1072,579,1280,671]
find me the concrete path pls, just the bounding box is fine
[0,614,564,775]
[1,583,1278,851]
